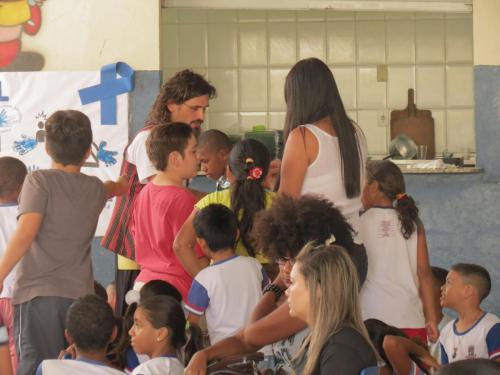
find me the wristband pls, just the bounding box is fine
[263,283,285,302]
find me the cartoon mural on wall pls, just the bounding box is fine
[0,0,46,71]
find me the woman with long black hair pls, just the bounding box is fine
[278,57,367,239]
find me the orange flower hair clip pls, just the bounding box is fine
[395,193,407,201]
[245,157,263,180]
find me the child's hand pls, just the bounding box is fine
[426,321,439,343]
[115,175,129,196]
[117,174,129,187]
[58,344,76,360]
[418,350,441,371]
[272,268,289,291]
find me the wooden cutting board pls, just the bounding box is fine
[390,89,435,159]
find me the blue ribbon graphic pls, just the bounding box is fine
[79,62,135,125]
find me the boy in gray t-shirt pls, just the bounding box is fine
[0,110,127,375]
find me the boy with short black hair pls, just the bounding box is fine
[132,122,204,300]
[0,110,128,375]
[36,294,125,374]
[185,204,269,344]
[197,129,232,190]
[439,263,499,364]
[0,156,27,375]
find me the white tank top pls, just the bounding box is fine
[359,207,425,328]
[300,124,366,238]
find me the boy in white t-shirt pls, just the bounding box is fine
[439,263,500,364]
[0,156,27,374]
[36,294,125,375]
[185,204,269,344]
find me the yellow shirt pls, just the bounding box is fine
[195,189,274,264]
[117,254,140,270]
[0,1,30,26]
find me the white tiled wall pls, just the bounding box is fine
[161,9,474,157]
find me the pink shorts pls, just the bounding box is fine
[0,298,17,375]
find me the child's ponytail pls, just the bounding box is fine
[108,302,138,369]
[394,193,419,239]
[366,160,419,239]
[183,322,204,365]
[229,139,270,257]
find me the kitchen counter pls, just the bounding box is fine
[400,166,482,174]
[387,159,482,174]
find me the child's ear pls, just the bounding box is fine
[168,151,181,167]
[463,284,476,300]
[235,229,240,242]
[196,237,209,251]
[83,146,91,161]
[226,165,235,183]
[109,325,118,343]
[157,326,169,343]
[219,149,229,161]
[64,329,74,345]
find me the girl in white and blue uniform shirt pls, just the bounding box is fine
[129,295,202,375]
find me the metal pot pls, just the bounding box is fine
[387,134,418,159]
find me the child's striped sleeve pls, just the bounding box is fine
[185,279,209,316]
[486,322,500,360]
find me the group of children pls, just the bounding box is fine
[0,106,498,375]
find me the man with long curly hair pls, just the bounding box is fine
[101,70,216,316]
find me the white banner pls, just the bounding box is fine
[0,71,129,236]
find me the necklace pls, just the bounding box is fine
[451,311,484,360]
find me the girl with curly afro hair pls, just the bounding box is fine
[185,194,367,375]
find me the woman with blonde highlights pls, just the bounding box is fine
[287,244,377,375]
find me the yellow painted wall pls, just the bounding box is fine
[473,0,500,65]
[21,0,160,70]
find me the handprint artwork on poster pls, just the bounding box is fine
[0,69,129,235]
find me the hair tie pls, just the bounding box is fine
[124,289,140,305]
[395,193,407,201]
[244,157,263,180]
[324,234,336,246]
[247,166,263,180]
